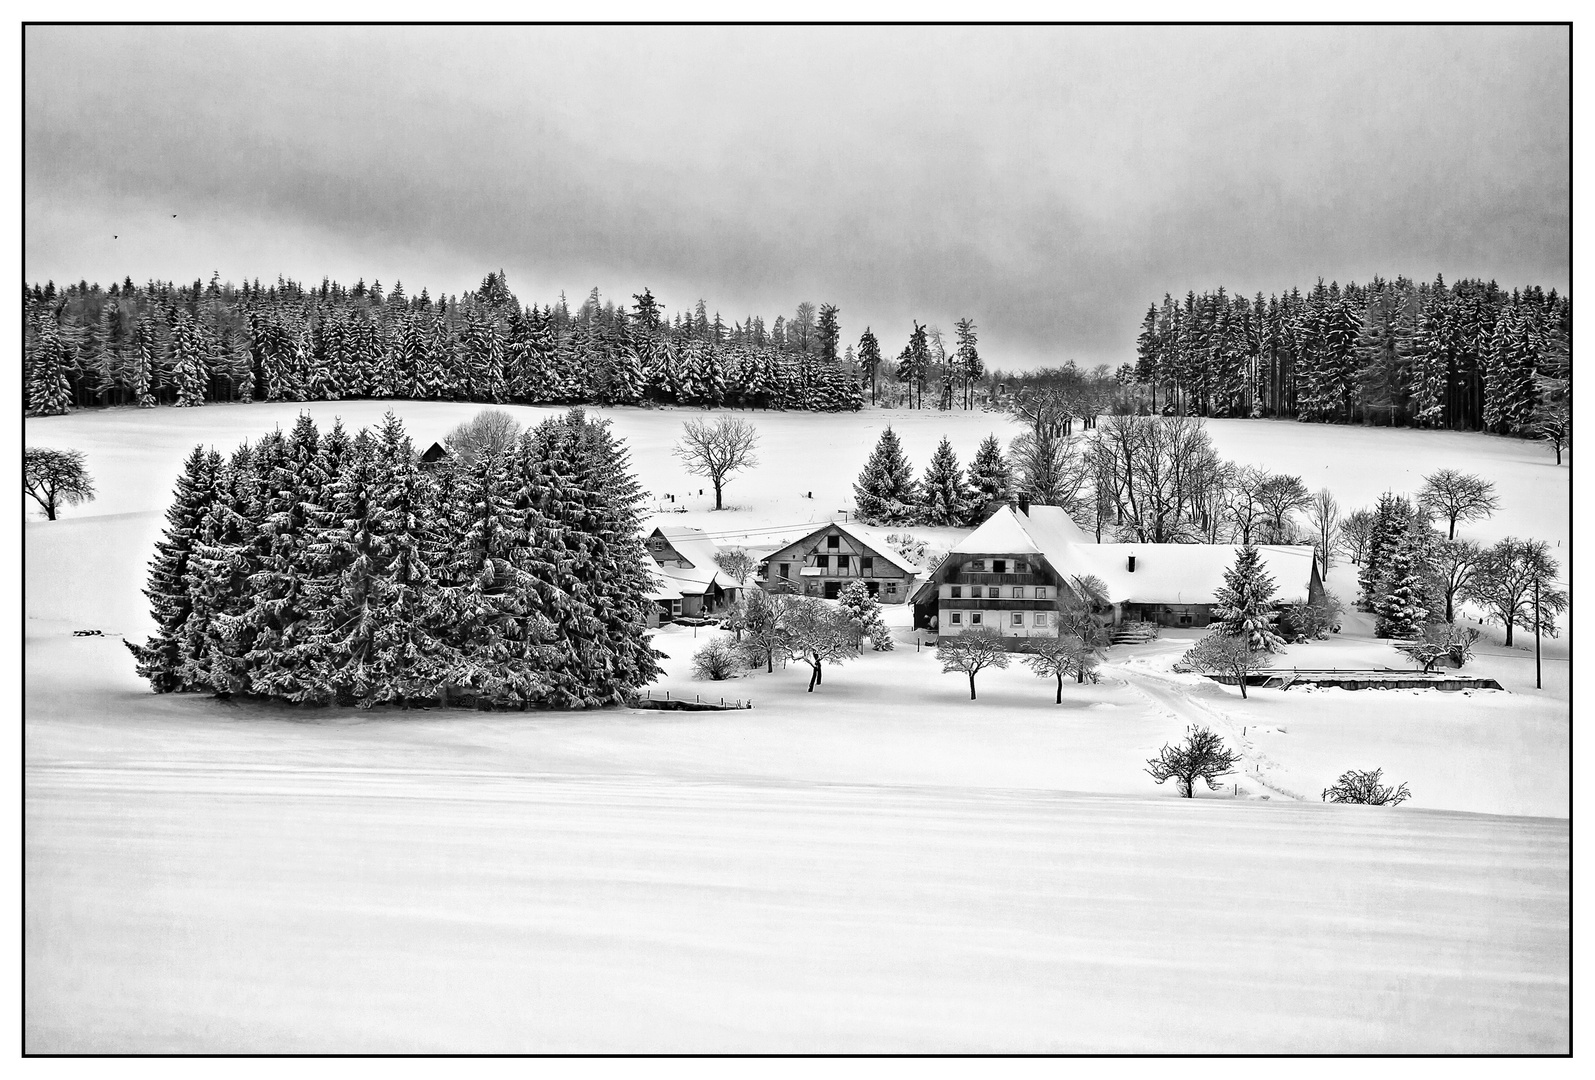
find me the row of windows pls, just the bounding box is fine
[774,554,877,576]
[965,559,1028,574]
[947,586,1048,599]
[948,611,1049,627]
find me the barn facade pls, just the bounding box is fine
[755,521,919,603]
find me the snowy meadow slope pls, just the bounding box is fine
[24,401,1570,1052]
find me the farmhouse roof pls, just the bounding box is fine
[650,524,741,594]
[1080,543,1316,605]
[941,505,1315,604]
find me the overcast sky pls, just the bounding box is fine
[25,25,1569,370]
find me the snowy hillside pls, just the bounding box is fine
[24,401,1570,1052]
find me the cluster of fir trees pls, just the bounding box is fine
[869,318,985,410]
[24,272,866,418]
[125,408,661,709]
[1351,489,1566,646]
[1133,275,1571,435]
[852,428,1015,527]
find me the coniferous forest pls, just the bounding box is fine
[23,272,867,417]
[125,408,661,709]
[1132,275,1571,435]
[23,270,1570,444]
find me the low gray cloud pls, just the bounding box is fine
[25,25,1569,369]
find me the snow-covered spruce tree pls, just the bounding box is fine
[513,409,659,707]
[26,314,76,416]
[1357,492,1414,611]
[130,317,158,408]
[239,415,334,703]
[346,413,450,705]
[852,426,919,525]
[1373,531,1429,639]
[433,443,540,708]
[176,444,256,694]
[968,434,1013,511]
[917,436,976,526]
[126,445,220,692]
[836,580,892,651]
[1210,544,1286,652]
[562,410,662,700]
[169,309,210,408]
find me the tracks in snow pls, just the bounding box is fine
[1108,665,1302,802]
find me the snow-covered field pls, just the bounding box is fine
[23,401,1571,1052]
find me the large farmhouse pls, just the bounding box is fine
[645,525,743,621]
[911,502,1324,639]
[756,521,919,603]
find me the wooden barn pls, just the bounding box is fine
[755,521,919,603]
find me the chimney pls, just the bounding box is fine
[1017,496,1030,516]
[1127,554,1137,573]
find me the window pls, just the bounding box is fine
[778,563,789,578]
[815,554,829,571]
[970,612,982,625]
[949,612,962,625]
[670,599,682,616]
[969,586,982,599]
[1012,611,1024,626]
[950,585,962,599]
[827,534,840,549]
[861,556,874,572]
[1012,587,1024,599]
[971,559,986,571]
[1015,561,1029,573]
[993,559,1007,574]
[1034,587,1047,600]
[885,582,897,595]
[1034,612,1049,627]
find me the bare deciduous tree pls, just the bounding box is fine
[673,416,760,510]
[1254,473,1310,544]
[1306,487,1341,575]
[1417,469,1499,540]
[1340,508,1376,566]
[1145,724,1242,798]
[1462,537,1566,646]
[24,447,96,520]
[1021,634,1098,703]
[444,408,522,468]
[1396,622,1481,673]
[1226,465,1269,545]
[1430,537,1482,624]
[691,636,746,681]
[781,596,859,692]
[937,627,1011,699]
[1089,415,1226,543]
[1322,768,1411,806]
[715,547,756,586]
[1177,632,1269,699]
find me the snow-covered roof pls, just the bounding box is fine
[938,505,1315,605]
[639,549,683,601]
[828,521,921,575]
[949,504,1091,560]
[1075,544,1315,606]
[649,524,741,594]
